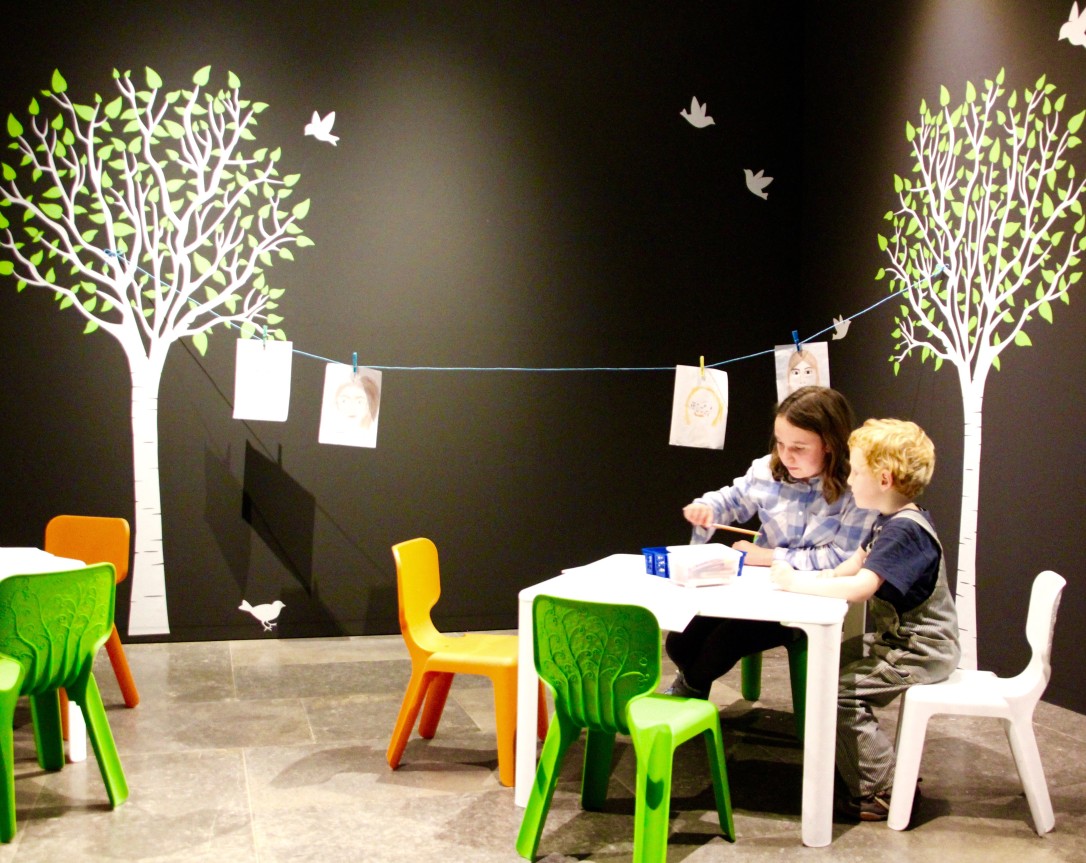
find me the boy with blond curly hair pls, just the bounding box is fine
[770,418,960,821]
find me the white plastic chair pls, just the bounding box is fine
[888,570,1066,833]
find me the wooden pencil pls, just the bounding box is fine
[710,523,760,537]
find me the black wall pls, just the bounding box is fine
[0,2,1082,713]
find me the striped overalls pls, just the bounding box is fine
[835,508,960,798]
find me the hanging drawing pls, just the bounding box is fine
[774,342,830,402]
[318,364,382,448]
[233,338,294,422]
[669,365,728,449]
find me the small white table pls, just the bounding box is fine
[0,547,91,762]
[515,554,849,848]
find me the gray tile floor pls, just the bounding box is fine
[2,634,1084,862]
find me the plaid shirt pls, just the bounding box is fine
[691,454,876,570]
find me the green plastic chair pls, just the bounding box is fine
[0,563,129,842]
[739,637,808,740]
[516,595,734,863]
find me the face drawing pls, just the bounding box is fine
[335,382,371,424]
[684,386,723,426]
[788,356,819,392]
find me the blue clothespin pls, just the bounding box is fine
[792,330,802,352]
[352,352,358,374]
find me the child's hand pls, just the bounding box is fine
[734,541,772,566]
[683,503,714,528]
[770,561,796,590]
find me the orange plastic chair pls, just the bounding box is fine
[44,516,140,734]
[386,537,548,787]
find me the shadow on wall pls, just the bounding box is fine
[242,441,317,596]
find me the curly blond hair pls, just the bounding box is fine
[848,419,935,499]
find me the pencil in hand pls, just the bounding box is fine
[711,523,760,537]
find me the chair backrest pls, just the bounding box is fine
[44,515,131,585]
[1020,570,1067,693]
[391,538,446,655]
[532,594,661,736]
[0,564,116,694]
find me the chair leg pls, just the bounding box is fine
[740,653,762,701]
[387,669,434,770]
[0,658,25,844]
[0,719,15,844]
[105,625,140,708]
[887,698,930,830]
[581,729,617,810]
[418,672,454,739]
[28,691,65,772]
[70,673,128,807]
[632,727,674,863]
[491,667,518,787]
[786,637,808,741]
[58,687,70,740]
[1005,717,1055,834]
[515,715,579,860]
[703,724,735,841]
[536,680,549,741]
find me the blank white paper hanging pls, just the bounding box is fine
[233,338,294,422]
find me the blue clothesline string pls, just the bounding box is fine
[106,249,942,373]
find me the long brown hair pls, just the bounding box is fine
[768,386,855,503]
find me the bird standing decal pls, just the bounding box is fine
[240,599,286,632]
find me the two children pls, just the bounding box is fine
[770,418,960,820]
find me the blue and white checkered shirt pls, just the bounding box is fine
[691,454,877,570]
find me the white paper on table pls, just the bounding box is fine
[669,365,728,449]
[233,338,294,421]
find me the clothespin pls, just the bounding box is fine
[792,330,802,352]
[261,325,268,349]
[352,352,358,374]
[699,355,705,379]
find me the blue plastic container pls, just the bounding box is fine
[641,546,670,578]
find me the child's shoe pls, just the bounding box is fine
[834,791,891,822]
[663,672,709,699]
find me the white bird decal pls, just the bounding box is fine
[240,599,286,631]
[831,315,852,340]
[304,110,339,145]
[744,168,773,200]
[680,97,715,128]
[1060,2,1086,46]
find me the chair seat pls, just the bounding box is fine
[627,694,722,741]
[426,633,520,669]
[903,669,1013,713]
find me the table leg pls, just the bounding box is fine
[790,619,841,847]
[515,591,536,808]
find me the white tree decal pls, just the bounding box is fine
[0,67,312,635]
[878,69,1085,668]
